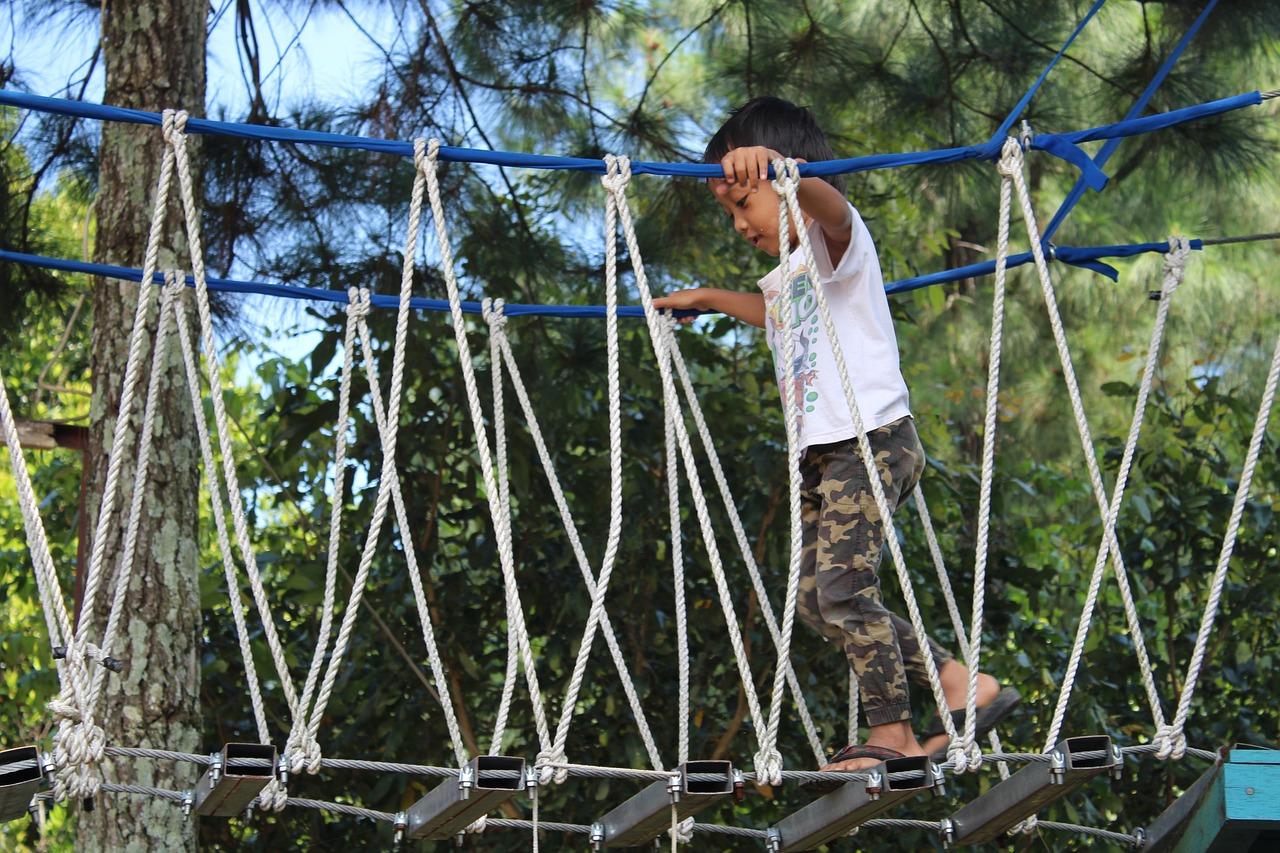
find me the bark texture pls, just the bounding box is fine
[83,1,206,850]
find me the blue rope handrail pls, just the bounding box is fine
[0,88,1261,191]
[0,240,1207,320]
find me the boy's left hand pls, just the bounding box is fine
[714,146,805,193]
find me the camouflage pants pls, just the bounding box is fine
[796,416,952,726]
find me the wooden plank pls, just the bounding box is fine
[1166,750,1280,853]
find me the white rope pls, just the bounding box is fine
[546,159,626,771]
[84,277,184,727]
[955,138,1017,768]
[659,317,691,765]
[484,298,520,754]
[659,319,826,764]
[345,292,469,768]
[1163,327,1280,759]
[166,111,303,727]
[759,162,813,784]
[489,306,665,771]
[299,148,472,766]
[598,155,772,778]
[170,272,272,747]
[769,158,960,769]
[1028,185,1183,751]
[50,111,188,799]
[421,139,554,769]
[283,286,362,771]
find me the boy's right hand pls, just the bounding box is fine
[652,288,706,323]
[717,145,787,192]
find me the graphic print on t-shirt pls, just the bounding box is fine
[763,263,823,432]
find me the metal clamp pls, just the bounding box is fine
[192,743,277,817]
[769,755,936,851]
[946,735,1119,845]
[403,755,524,840]
[593,760,734,847]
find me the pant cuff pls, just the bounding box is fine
[864,700,913,727]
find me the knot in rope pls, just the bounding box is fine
[1012,816,1039,836]
[1153,724,1187,761]
[671,816,695,845]
[49,713,106,801]
[1159,236,1192,298]
[259,778,289,812]
[161,108,189,145]
[768,157,802,195]
[947,740,983,775]
[345,286,372,322]
[46,694,82,724]
[162,269,186,299]
[481,297,507,332]
[600,154,632,195]
[535,750,568,786]
[417,138,434,174]
[287,736,323,775]
[997,137,1023,178]
[753,748,783,787]
[465,815,488,834]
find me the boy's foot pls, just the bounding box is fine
[821,722,926,773]
[921,678,1020,757]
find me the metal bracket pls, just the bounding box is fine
[403,755,525,840]
[595,760,734,847]
[769,755,936,851]
[50,645,121,672]
[0,746,46,823]
[192,743,278,817]
[946,735,1118,844]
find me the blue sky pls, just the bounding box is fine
[3,1,396,117]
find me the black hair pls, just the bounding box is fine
[703,96,845,193]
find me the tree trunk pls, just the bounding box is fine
[82,1,206,850]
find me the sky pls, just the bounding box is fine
[3,0,398,117]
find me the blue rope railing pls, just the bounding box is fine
[0,240,1209,320]
[0,88,1260,190]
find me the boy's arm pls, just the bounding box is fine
[652,287,766,329]
[795,175,853,261]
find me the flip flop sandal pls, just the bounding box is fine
[923,686,1022,750]
[803,744,905,796]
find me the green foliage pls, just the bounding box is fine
[2,1,1279,850]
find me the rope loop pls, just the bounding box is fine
[601,154,632,194]
[417,137,432,174]
[161,108,189,145]
[672,816,695,845]
[162,269,186,299]
[1160,236,1192,297]
[259,778,289,812]
[481,297,507,333]
[535,750,569,786]
[1153,725,1187,761]
[768,156,801,195]
[465,815,488,834]
[947,740,982,775]
[996,137,1023,178]
[345,286,372,322]
[753,747,783,787]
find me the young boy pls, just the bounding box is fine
[653,97,1017,773]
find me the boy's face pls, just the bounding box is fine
[709,178,795,258]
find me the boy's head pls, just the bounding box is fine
[703,97,844,257]
[703,97,844,192]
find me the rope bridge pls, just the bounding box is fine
[2,0,1278,847]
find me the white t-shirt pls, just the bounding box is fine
[756,203,911,449]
